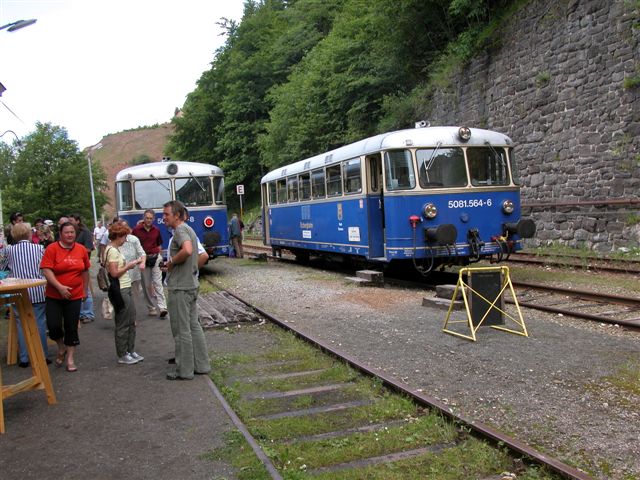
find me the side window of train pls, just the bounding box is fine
[326,164,343,197]
[287,176,299,202]
[299,173,311,200]
[276,179,287,204]
[467,147,509,186]
[384,150,415,191]
[367,155,380,193]
[343,158,362,194]
[116,181,133,211]
[416,147,466,188]
[311,169,326,199]
[268,182,277,205]
[508,148,521,185]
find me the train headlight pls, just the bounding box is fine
[166,163,178,175]
[458,127,471,142]
[423,203,437,219]
[203,216,215,228]
[502,199,515,214]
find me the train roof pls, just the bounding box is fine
[115,160,223,181]
[261,126,513,183]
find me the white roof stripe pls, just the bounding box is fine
[261,126,512,183]
[116,161,223,181]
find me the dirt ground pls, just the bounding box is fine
[0,281,236,480]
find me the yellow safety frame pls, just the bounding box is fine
[442,266,528,342]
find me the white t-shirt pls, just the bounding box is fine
[94,225,107,241]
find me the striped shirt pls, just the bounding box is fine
[0,240,46,303]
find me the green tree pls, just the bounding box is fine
[2,122,108,226]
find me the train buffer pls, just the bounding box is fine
[344,270,384,287]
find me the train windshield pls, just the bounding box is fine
[116,181,134,211]
[175,176,213,206]
[213,176,225,205]
[467,147,510,186]
[134,179,172,209]
[416,147,466,188]
[508,148,521,185]
[384,150,415,190]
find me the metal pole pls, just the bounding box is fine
[87,155,98,228]
[239,194,244,218]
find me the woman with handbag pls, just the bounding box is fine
[105,222,144,365]
[40,221,91,372]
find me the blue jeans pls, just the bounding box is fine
[80,290,95,320]
[15,302,49,363]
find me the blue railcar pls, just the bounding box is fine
[115,159,229,258]
[261,126,535,272]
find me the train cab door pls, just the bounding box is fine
[366,154,385,259]
[261,183,271,245]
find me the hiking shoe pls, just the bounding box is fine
[148,309,159,316]
[118,354,139,365]
[129,352,144,362]
[159,310,168,318]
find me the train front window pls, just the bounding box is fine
[311,169,326,199]
[299,173,311,200]
[116,181,133,211]
[416,147,466,188]
[343,158,362,194]
[467,146,509,186]
[384,150,415,190]
[508,148,521,185]
[276,179,287,204]
[133,179,172,209]
[268,182,277,205]
[326,164,342,196]
[175,176,213,206]
[213,176,225,205]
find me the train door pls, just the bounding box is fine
[366,154,385,258]
[261,183,271,245]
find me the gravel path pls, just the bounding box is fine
[204,257,640,480]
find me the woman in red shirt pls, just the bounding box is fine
[41,222,90,372]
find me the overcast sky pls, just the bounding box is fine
[0,0,245,149]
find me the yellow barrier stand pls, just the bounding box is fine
[442,266,528,342]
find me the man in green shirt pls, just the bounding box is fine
[162,200,211,380]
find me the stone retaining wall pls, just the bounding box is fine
[424,0,639,252]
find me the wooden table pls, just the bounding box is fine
[0,278,56,433]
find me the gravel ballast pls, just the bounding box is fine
[205,257,640,480]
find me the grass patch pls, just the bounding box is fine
[236,365,358,395]
[272,414,458,471]
[309,439,553,480]
[201,430,271,480]
[604,359,640,396]
[248,394,420,441]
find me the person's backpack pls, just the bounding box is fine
[96,247,112,292]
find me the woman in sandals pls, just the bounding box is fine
[105,222,144,365]
[40,221,91,372]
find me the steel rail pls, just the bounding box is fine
[223,289,593,480]
[204,375,284,480]
[509,255,640,274]
[513,280,640,307]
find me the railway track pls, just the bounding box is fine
[203,283,592,479]
[242,244,640,330]
[509,252,640,275]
